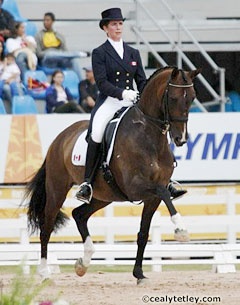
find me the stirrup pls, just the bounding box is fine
[75,182,93,204]
[168,180,187,200]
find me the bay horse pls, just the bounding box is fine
[25,66,200,284]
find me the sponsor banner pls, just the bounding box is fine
[0,113,239,183]
[172,113,240,181]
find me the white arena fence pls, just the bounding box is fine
[0,190,240,273]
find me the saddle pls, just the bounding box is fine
[101,106,130,200]
[103,106,128,158]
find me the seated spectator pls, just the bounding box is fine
[35,12,88,80]
[0,53,24,112]
[0,0,15,42]
[46,69,83,113]
[6,22,37,80]
[79,65,99,113]
[0,40,4,74]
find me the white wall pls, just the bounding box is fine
[16,0,240,56]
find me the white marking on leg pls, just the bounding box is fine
[82,236,95,267]
[171,212,186,230]
[38,258,51,279]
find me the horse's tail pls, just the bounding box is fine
[24,159,68,234]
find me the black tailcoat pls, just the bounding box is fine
[88,39,146,137]
[92,39,146,103]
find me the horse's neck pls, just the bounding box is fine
[139,74,168,118]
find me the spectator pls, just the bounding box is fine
[46,69,83,113]
[0,0,15,42]
[79,65,98,113]
[0,40,4,74]
[6,22,37,80]
[35,12,87,80]
[0,53,24,112]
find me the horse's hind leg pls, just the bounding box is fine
[157,185,189,242]
[72,198,110,276]
[39,179,70,279]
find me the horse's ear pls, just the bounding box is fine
[189,68,202,80]
[171,67,179,80]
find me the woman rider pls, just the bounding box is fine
[76,8,186,203]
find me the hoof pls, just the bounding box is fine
[174,228,190,242]
[137,277,149,285]
[37,265,51,281]
[75,258,88,277]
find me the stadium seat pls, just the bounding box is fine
[228,91,240,112]
[0,98,6,114]
[24,70,49,100]
[63,70,79,100]
[189,105,202,112]
[2,0,27,22]
[24,21,37,36]
[12,95,38,114]
[38,65,67,76]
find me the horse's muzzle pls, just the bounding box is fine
[174,137,187,147]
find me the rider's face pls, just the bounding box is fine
[103,20,123,42]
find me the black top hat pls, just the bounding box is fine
[99,7,125,30]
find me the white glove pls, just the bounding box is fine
[122,89,138,103]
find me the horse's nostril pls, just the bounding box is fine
[175,137,186,146]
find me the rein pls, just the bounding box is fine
[135,105,170,135]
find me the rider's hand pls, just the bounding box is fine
[122,89,138,103]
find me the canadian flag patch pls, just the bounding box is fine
[131,61,137,66]
[73,154,81,161]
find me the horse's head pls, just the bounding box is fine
[139,66,201,146]
[164,67,200,146]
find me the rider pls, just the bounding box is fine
[75,7,186,203]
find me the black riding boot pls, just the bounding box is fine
[75,137,101,203]
[167,181,187,200]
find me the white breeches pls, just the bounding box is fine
[91,96,133,143]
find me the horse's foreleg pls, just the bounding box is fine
[72,198,110,276]
[133,200,160,284]
[157,185,189,242]
[74,236,95,277]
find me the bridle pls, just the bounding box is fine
[166,82,194,122]
[136,80,194,135]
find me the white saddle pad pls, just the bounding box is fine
[71,130,88,166]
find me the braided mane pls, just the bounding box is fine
[142,66,176,92]
[142,66,189,93]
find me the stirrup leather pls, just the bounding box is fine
[75,182,93,204]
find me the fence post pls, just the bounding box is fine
[105,204,114,244]
[151,211,162,272]
[226,190,236,244]
[19,214,30,274]
[104,204,114,264]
